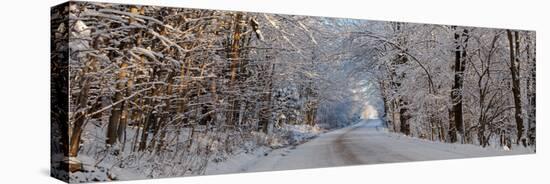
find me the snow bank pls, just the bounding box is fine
[70,118,323,182]
[205,124,323,174]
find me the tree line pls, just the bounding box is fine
[52,2,362,178]
[347,22,536,149]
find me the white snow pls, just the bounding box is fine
[71,117,532,183]
[205,119,533,174]
[71,119,323,182]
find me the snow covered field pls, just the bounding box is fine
[206,119,533,174]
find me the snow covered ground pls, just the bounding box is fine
[205,124,324,174]
[70,118,532,182]
[206,119,534,174]
[70,121,323,182]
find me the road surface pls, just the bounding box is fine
[207,119,532,174]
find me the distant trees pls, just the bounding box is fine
[350,22,535,149]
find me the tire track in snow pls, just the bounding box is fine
[333,124,365,165]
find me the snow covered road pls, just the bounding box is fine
[206,119,532,174]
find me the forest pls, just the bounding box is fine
[51,2,535,182]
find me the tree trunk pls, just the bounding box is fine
[106,62,128,145]
[526,34,536,147]
[117,72,134,151]
[260,63,275,133]
[138,111,154,151]
[450,27,468,143]
[227,13,243,127]
[379,80,392,129]
[156,73,175,152]
[69,58,97,157]
[506,30,525,146]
